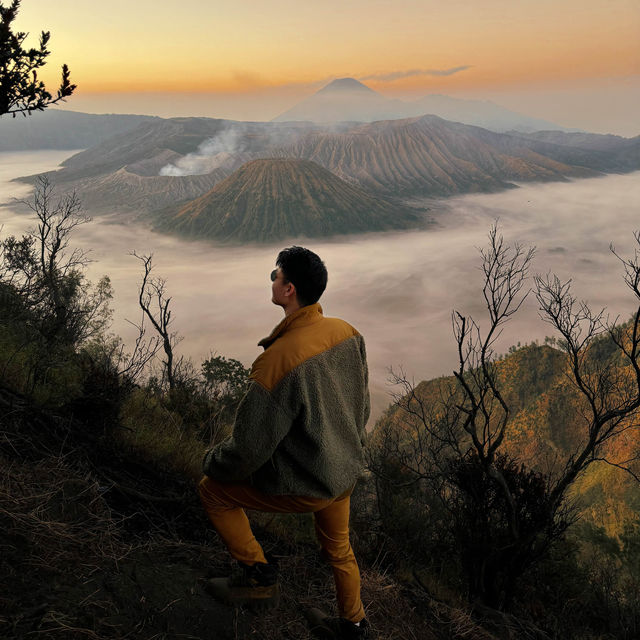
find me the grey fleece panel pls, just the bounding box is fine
[202,334,370,499]
[360,337,371,429]
[252,335,370,498]
[203,381,293,482]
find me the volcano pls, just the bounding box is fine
[156,158,423,243]
[273,78,402,123]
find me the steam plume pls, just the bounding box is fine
[160,127,246,177]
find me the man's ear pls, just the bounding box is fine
[285,282,297,298]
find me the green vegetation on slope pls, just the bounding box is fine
[376,341,640,535]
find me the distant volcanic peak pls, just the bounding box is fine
[162,157,422,242]
[317,78,378,95]
[273,81,398,124]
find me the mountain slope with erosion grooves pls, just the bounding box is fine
[156,158,424,242]
[273,115,597,197]
[505,130,640,172]
[17,115,639,226]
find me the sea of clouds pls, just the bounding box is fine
[2,150,639,420]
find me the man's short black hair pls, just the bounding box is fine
[276,246,328,307]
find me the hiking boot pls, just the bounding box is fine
[203,560,280,609]
[305,608,373,639]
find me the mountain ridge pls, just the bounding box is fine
[274,77,570,132]
[271,115,596,197]
[0,109,159,151]
[18,114,640,241]
[316,77,379,95]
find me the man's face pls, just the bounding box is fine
[271,267,292,307]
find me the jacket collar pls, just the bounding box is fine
[258,303,324,349]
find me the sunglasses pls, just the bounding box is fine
[271,269,290,284]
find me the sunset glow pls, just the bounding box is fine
[11,0,640,133]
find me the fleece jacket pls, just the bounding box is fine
[202,303,370,499]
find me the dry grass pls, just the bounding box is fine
[0,452,131,638]
[0,437,555,640]
[0,442,249,639]
[247,546,440,640]
[0,389,560,640]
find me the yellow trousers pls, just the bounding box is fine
[198,476,365,623]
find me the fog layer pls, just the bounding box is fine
[2,150,639,420]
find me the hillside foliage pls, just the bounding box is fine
[368,228,640,638]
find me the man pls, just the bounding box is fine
[199,246,371,639]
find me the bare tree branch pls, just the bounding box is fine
[132,252,180,390]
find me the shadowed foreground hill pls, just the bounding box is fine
[156,158,424,243]
[0,387,469,640]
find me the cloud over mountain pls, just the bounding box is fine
[360,66,472,81]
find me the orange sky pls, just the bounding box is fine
[12,0,640,133]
